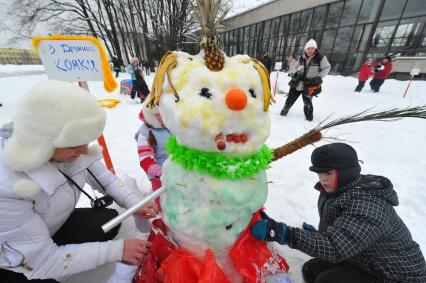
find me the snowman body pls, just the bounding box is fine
[151,51,275,281]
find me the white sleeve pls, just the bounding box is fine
[87,160,142,209]
[1,211,123,280]
[106,262,138,283]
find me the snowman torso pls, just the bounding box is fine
[161,158,268,254]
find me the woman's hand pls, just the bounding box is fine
[135,201,158,219]
[122,239,151,265]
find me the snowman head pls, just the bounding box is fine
[148,51,273,156]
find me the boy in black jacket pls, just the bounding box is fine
[252,143,426,283]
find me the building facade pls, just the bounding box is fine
[221,0,426,76]
[0,48,42,65]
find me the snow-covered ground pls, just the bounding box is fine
[0,64,45,77]
[0,66,425,282]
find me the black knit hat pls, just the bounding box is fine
[310,143,361,187]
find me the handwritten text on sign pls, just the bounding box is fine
[38,40,103,82]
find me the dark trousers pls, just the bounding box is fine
[0,208,120,283]
[355,80,366,92]
[370,78,385,93]
[115,70,119,78]
[130,80,137,99]
[281,87,313,121]
[302,258,375,283]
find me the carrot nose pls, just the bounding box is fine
[225,88,247,111]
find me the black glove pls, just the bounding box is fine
[305,76,323,87]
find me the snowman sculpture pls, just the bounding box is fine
[135,1,292,283]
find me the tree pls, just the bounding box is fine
[6,0,201,68]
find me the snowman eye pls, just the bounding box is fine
[249,89,256,98]
[199,87,212,99]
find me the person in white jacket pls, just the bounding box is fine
[0,80,158,282]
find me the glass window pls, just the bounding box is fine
[380,0,406,21]
[296,33,308,55]
[345,52,365,70]
[286,35,297,57]
[321,29,337,53]
[239,27,245,52]
[359,24,373,51]
[391,17,425,48]
[340,0,362,26]
[326,2,344,29]
[255,22,263,40]
[358,0,381,24]
[371,20,398,48]
[279,15,289,36]
[308,30,323,45]
[348,25,363,51]
[311,6,326,31]
[263,20,271,39]
[333,26,353,54]
[271,18,280,38]
[290,12,300,34]
[250,24,256,40]
[276,38,285,57]
[403,0,426,18]
[329,53,345,73]
[299,9,313,32]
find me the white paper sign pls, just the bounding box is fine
[274,61,283,71]
[38,40,104,82]
[410,68,420,76]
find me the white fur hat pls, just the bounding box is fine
[304,39,318,50]
[3,80,106,172]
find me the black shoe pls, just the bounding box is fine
[280,108,289,116]
[305,114,313,121]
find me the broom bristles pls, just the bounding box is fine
[271,105,426,162]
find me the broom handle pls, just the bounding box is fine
[272,130,322,161]
[102,186,167,233]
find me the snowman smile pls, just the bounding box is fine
[215,132,249,150]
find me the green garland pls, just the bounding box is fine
[166,136,273,179]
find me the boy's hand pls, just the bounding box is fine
[302,222,317,232]
[251,211,287,244]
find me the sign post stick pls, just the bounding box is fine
[402,76,414,98]
[273,71,279,97]
[403,68,420,98]
[273,61,282,97]
[78,81,116,173]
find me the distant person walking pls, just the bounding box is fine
[260,51,272,73]
[126,57,142,101]
[355,58,375,92]
[111,56,123,78]
[370,56,393,93]
[142,61,150,76]
[280,39,331,121]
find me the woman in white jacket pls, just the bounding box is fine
[0,80,158,282]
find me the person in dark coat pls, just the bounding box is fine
[134,69,150,103]
[251,143,426,283]
[280,39,330,121]
[355,58,375,92]
[260,51,272,73]
[370,56,393,93]
[111,56,123,78]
